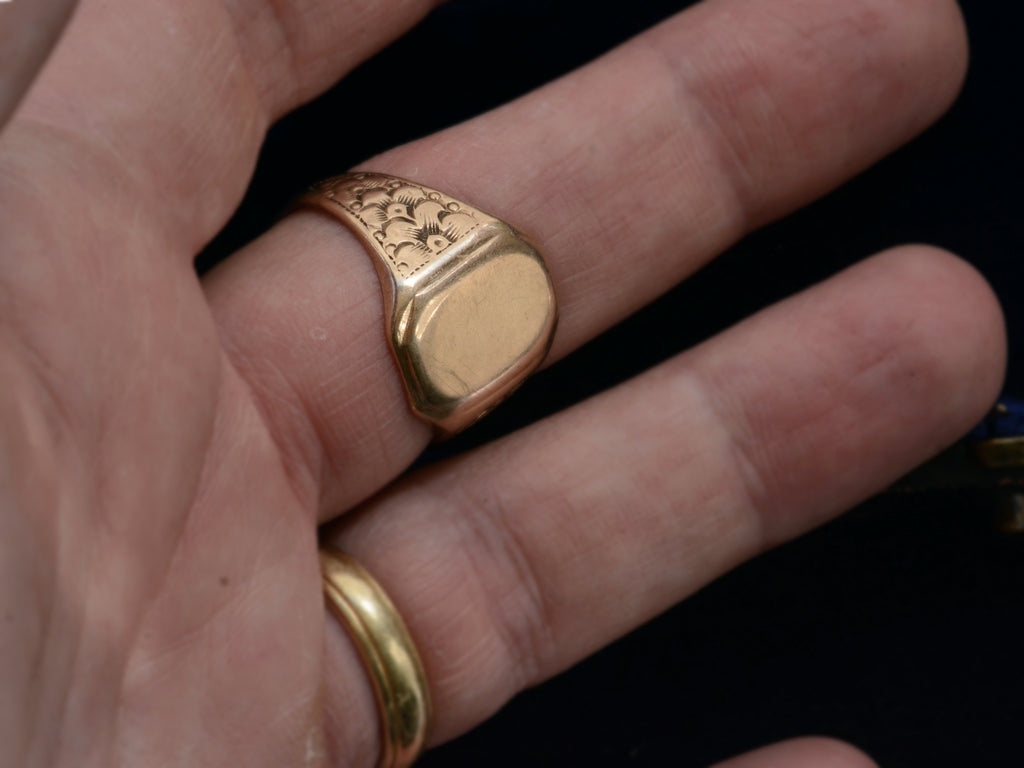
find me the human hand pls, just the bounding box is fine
[0,0,1005,766]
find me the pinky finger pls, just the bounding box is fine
[0,0,77,130]
[711,737,877,768]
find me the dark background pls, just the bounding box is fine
[201,1,1024,765]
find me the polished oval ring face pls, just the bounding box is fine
[301,173,558,437]
[395,223,556,433]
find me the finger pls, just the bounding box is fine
[322,247,1004,753]
[710,738,877,768]
[0,0,76,130]
[4,0,439,250]
[205,0,971,514]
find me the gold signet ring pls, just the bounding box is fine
[300,172,558,437]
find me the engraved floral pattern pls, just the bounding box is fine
[323,174,481,278]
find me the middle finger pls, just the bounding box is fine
[203,0,969,515]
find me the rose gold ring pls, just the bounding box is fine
[300,172,557,437]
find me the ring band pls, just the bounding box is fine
[301,172,558,437]
[319,546,432,768]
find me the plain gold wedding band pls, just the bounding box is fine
[319,546,432,768]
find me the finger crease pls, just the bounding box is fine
[638,30,762,234]
[691,366,773,557]
[452,482,557,692]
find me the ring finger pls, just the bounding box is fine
[324,245,1003,756]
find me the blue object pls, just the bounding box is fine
[969,398,1024,440]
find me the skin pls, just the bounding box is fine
[0,0,1006,766]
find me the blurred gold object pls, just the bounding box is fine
[302,172,557,437]
[320,546,431,768]
[970,431,1024,533]
[972,437,1024,469]
[995,493,1024,534]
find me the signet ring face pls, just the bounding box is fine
[301,173,558,437]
